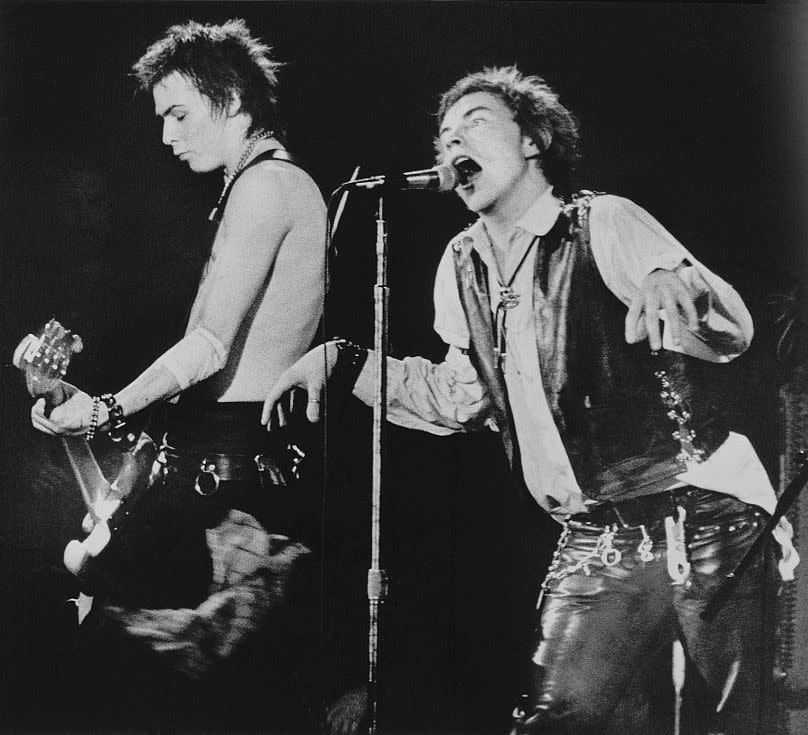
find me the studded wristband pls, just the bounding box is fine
[99,392,131,444]
[331,338,369,391]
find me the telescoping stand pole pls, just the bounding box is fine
[367,195,389,735]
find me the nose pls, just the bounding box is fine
[161,118,176,146]
[439,122,465,154]
[443,121,467,150]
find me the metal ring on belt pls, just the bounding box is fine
[156,446,268,497]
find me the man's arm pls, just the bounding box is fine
[263,238,491,434]
[353,346,493,434]
[118,164,296,412]
[32,165,295,435]
[590,195,753,362]
[262,341,492,435]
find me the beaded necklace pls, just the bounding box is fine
[209,129,274,221]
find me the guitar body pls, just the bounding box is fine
[78,448,218,608]
[14,321,201,606]
[63,431,157,586]
[15,320,233,609]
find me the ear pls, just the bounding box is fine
[226,92,242,118]
[523,130,551,159]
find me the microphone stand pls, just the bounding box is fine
[367,194,389,735]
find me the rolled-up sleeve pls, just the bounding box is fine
[589,195,753,362]
[352,243,493,434]
[352,347,491,434]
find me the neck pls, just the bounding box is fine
[480,176,551,245]
[223,128,274,180]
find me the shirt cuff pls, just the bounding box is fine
[153,327,227,390]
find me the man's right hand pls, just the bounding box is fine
[326,685,368,735]
[261,341,340,429]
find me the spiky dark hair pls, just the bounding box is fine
[133,19,285,140]
[436,66,580,195]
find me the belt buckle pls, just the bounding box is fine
[194,456,220,496]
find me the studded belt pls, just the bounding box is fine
[572,487,712,533]
[153,444,281,496]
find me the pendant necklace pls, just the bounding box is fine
[492,234,537,369]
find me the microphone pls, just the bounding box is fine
[343,163,458,192]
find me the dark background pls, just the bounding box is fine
[0,1,805,733]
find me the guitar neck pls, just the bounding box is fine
[39,380,109,512]
[42,378,80,408]
[61,435,110,514]
[16,323,110,515]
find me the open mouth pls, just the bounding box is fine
[452,156,482,187]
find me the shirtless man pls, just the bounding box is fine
[28,18,326,730]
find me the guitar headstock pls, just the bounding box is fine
[13,318,83,402]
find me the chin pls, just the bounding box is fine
[187,161,212,174]
[184,156,218,174]
[462,192,493,214]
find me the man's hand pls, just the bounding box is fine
[31,392,108,437]
[261,341,340,429]
[326,686,368,735]
[625,267,700,351]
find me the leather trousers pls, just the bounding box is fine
[511,488,776,735]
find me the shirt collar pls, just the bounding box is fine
[513,186,563,238]
[463,186,562,269]
[466,186,562,243]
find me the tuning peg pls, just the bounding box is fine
[71,334,84,354]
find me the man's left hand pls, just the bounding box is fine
[625,267,699,351]
[31,392,109,437]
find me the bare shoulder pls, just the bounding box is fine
[231,158,324,215]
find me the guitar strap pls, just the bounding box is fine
[208,148,310,227]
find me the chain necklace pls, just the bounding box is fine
[209,129,274,221]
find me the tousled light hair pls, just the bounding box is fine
[436,66,580,195]
[132,18,285,141]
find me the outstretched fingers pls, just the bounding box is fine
[262,374,325,429]
[643,288,663,351]
[261,371,295,428]
[305,391,323,423]
[624,293,648,345]
[625,269,700,351]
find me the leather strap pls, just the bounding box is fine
[210,148,310,225]
[158,446,260,482]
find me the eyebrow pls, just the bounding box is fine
[439,105,494,136]
[155,104,184,119]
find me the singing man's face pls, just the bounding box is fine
[153,71,231,173]
[437,91,539,216]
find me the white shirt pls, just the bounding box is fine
[358,189,777,519]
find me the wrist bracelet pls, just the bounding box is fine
[86,396,101,441]
[100,393,129,443]
[332,338,369,390]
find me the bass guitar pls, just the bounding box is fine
[13,319,156,588]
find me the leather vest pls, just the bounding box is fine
[451,191,729,502]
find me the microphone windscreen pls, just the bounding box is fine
[435,163,459,192]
